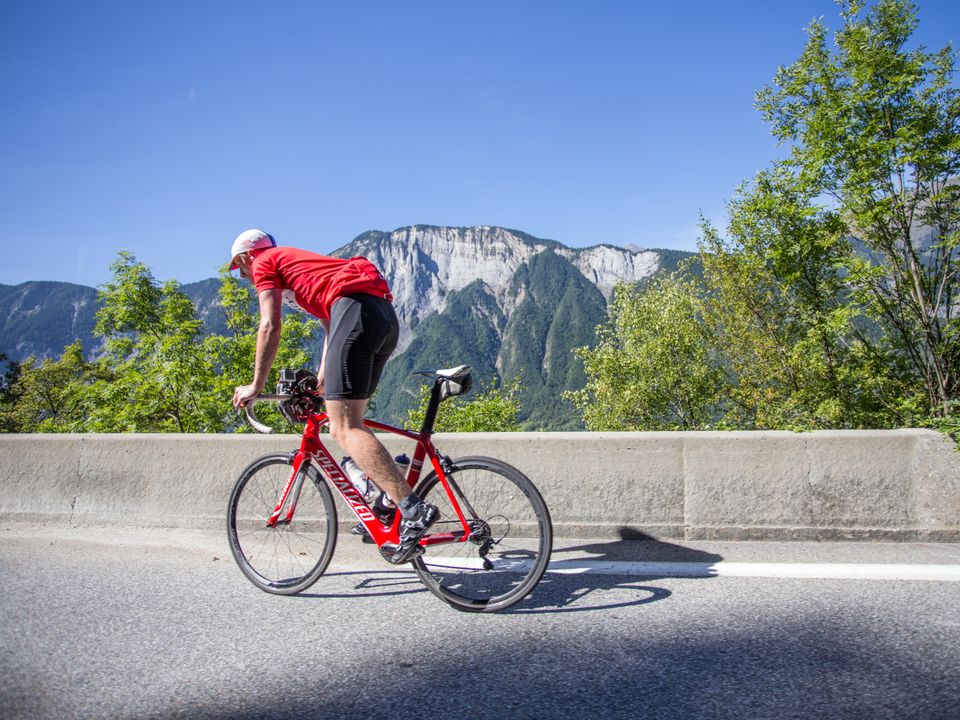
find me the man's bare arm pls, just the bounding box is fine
[251,288,282,392]
[232,288,283,408]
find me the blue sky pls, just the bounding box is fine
[2,0,958,287]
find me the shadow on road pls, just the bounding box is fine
[293,570,424,601]
[556,526,724,565]
[294,527,721,614]
[508,527,722,614]
[205,613,959,720]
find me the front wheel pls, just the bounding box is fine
[227,453,338,595]
[412,456,552,612]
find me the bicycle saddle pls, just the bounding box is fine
[436,365,470,379]
[417,365,473,400]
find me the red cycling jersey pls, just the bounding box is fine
[250,246,392,322]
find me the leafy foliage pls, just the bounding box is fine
[0,342,105,432]
[698,169,907,430]
[2,252,319,433]
[568,274,727,430]
[0,354,21,432]
[574,0,958,441]
[754,0,959,422]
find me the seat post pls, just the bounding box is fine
[419,381,444,436]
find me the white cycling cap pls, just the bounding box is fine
[229,229,277,269]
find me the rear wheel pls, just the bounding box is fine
[411,456,552,612]
[227,453,337,595]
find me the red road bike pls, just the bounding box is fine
[227,366,553,613]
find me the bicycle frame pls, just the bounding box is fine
[266,411,473,550]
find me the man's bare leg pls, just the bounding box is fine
[326,398,410,503]
[327,398,438,563]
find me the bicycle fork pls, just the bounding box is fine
[267,452,308,527]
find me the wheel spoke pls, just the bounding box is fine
[412,458,552,612]
[228,455,338,595]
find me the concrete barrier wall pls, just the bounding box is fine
[1,430,957,541]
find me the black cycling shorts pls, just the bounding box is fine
[324,293,399,401]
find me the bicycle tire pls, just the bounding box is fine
[227,453,337,595]
[411,456,552,613]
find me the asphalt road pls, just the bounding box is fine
[2,526,959,720]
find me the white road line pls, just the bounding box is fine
[544,559,960,582]
[338,557,960,582]
[418,556,960,581]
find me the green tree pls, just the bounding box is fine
[0,252,323,434]
[203,269,320,432]
[755,0,959,421]
[568,275,727,431]
[0,354,22,432]
[573,1,958,436]
[0,342,105,432]
[405,377,523,432]
[82,252,215,432]
[698,168,904,429]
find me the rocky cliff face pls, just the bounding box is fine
[331,226,684,428]
[560,244,660,301]
[336,225,662,352]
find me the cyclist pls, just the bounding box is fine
[228,228,438,563]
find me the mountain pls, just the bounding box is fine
[183,278,229,337]
[0,279,230,365]
[334,226,681,428]
[1,226,695,428]
[0,282,100,362]
[498,249,609,429]
[333,226,664,355]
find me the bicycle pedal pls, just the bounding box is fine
[379,543,424,565]
[349,522,376,544]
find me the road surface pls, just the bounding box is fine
[2,526,958,720]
